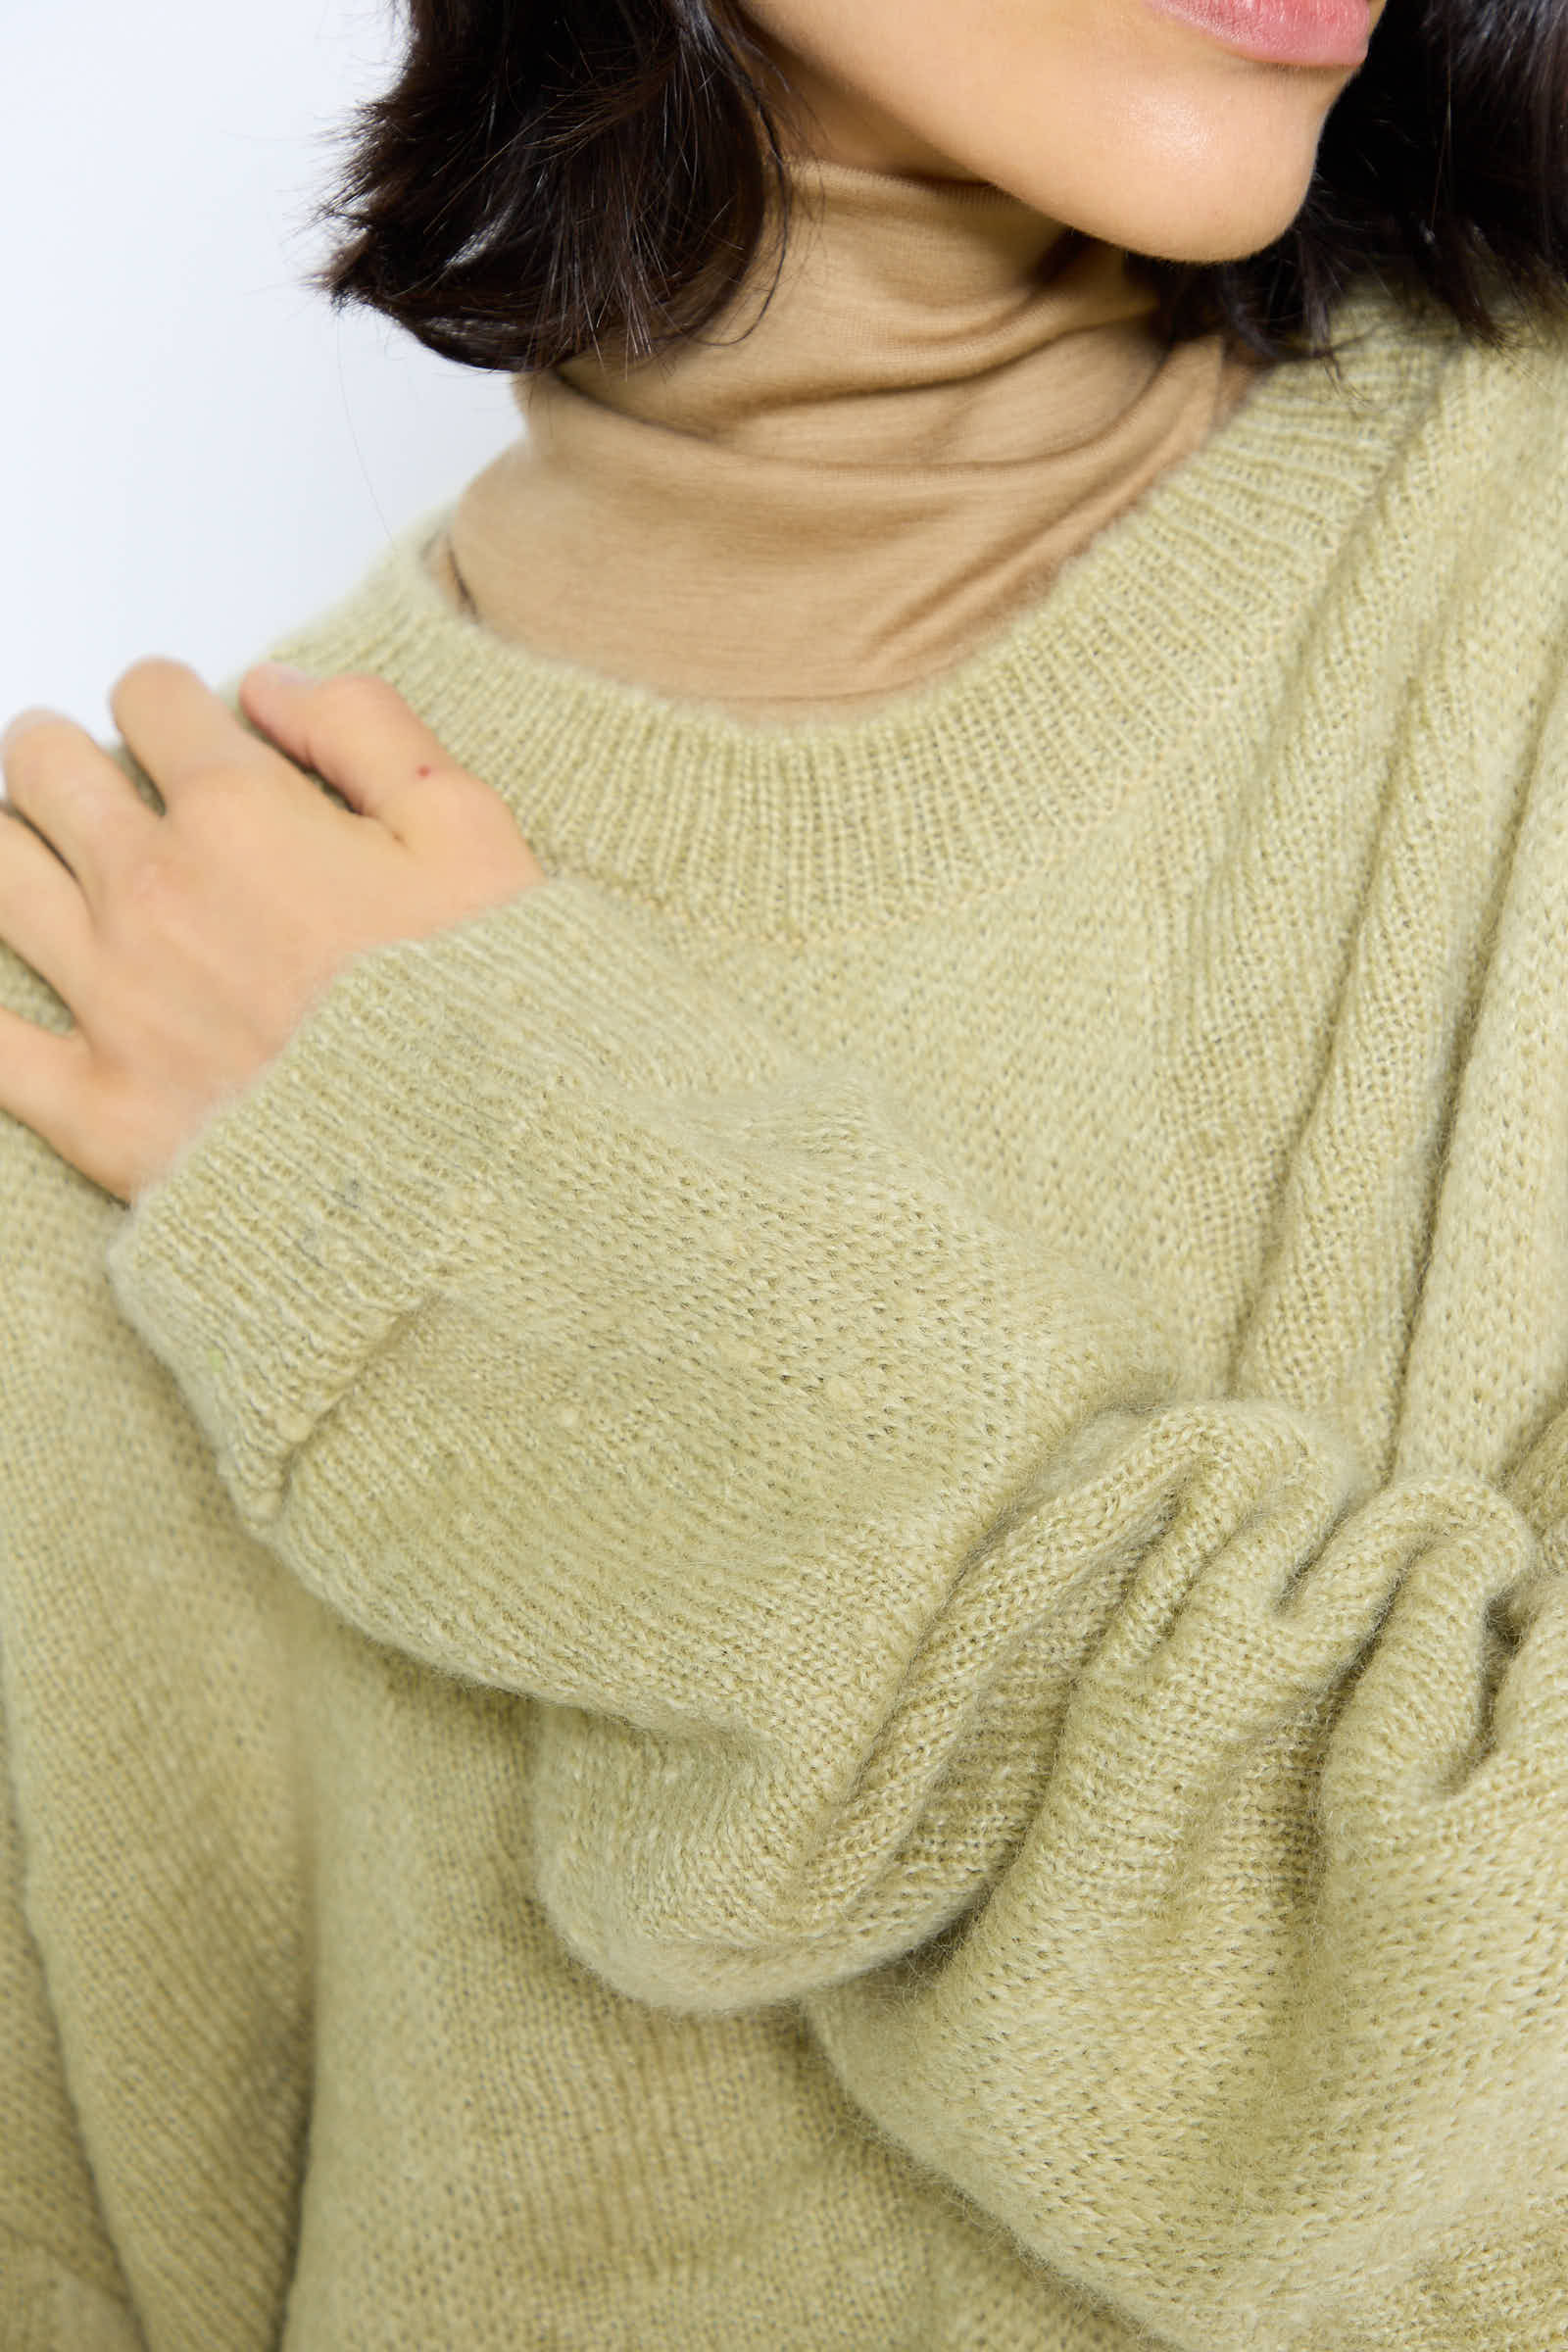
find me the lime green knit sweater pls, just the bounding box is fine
[4,284,1568,2352]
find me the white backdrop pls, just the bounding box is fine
[0,0,520,737]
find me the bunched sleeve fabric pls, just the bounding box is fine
[103,866,1568,2350]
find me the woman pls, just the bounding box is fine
[2,2,1566,2344]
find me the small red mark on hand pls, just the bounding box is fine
[416,764,433,778]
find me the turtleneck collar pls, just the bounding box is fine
[434,158,1266,719]
[556,162,1101,458]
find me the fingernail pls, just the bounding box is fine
[250,662,313,688]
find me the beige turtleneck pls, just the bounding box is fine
[425,158,1268,721]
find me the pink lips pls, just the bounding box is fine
[1142,0,1371,68]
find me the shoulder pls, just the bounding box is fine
[1295,283,1568,685]
[1326,280,1568,524]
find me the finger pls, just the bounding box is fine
[1,712,153,906]
[236,665,490,846]
[0,808,95,1010]
[109,658,307,808]
[0,1001,86,1170]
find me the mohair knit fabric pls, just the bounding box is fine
[3,279,1568,2351]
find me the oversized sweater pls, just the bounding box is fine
[4,277,1568,2352]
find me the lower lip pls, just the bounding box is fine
[1142,0,1370,67]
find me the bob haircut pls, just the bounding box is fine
[307,0,1568,375]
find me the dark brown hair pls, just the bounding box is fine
[306,0,1568,374]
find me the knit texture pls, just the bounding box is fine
[3,281,1568,2350]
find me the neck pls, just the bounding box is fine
[554,160,1092,461]
[436,158,1267,719]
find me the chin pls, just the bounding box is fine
[949,89,1334,265]
[1009,153,1324,267]
[1129,179,1323,264]
[1128,209,1311,265]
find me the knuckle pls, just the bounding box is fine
[428,756,501,810]
[314,670,401,725]
[180,757,243,805]
[118,842,180,916]
[421,764,484,816]
[297,671,407,771]
[424,773,518,857]
[172,790,252,863]
[125,814,211,899]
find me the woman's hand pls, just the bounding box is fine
[0,659,547,1203]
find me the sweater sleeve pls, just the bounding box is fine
[102,865,1568,2350]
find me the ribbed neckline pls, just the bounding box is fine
[271,288,1454,941]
